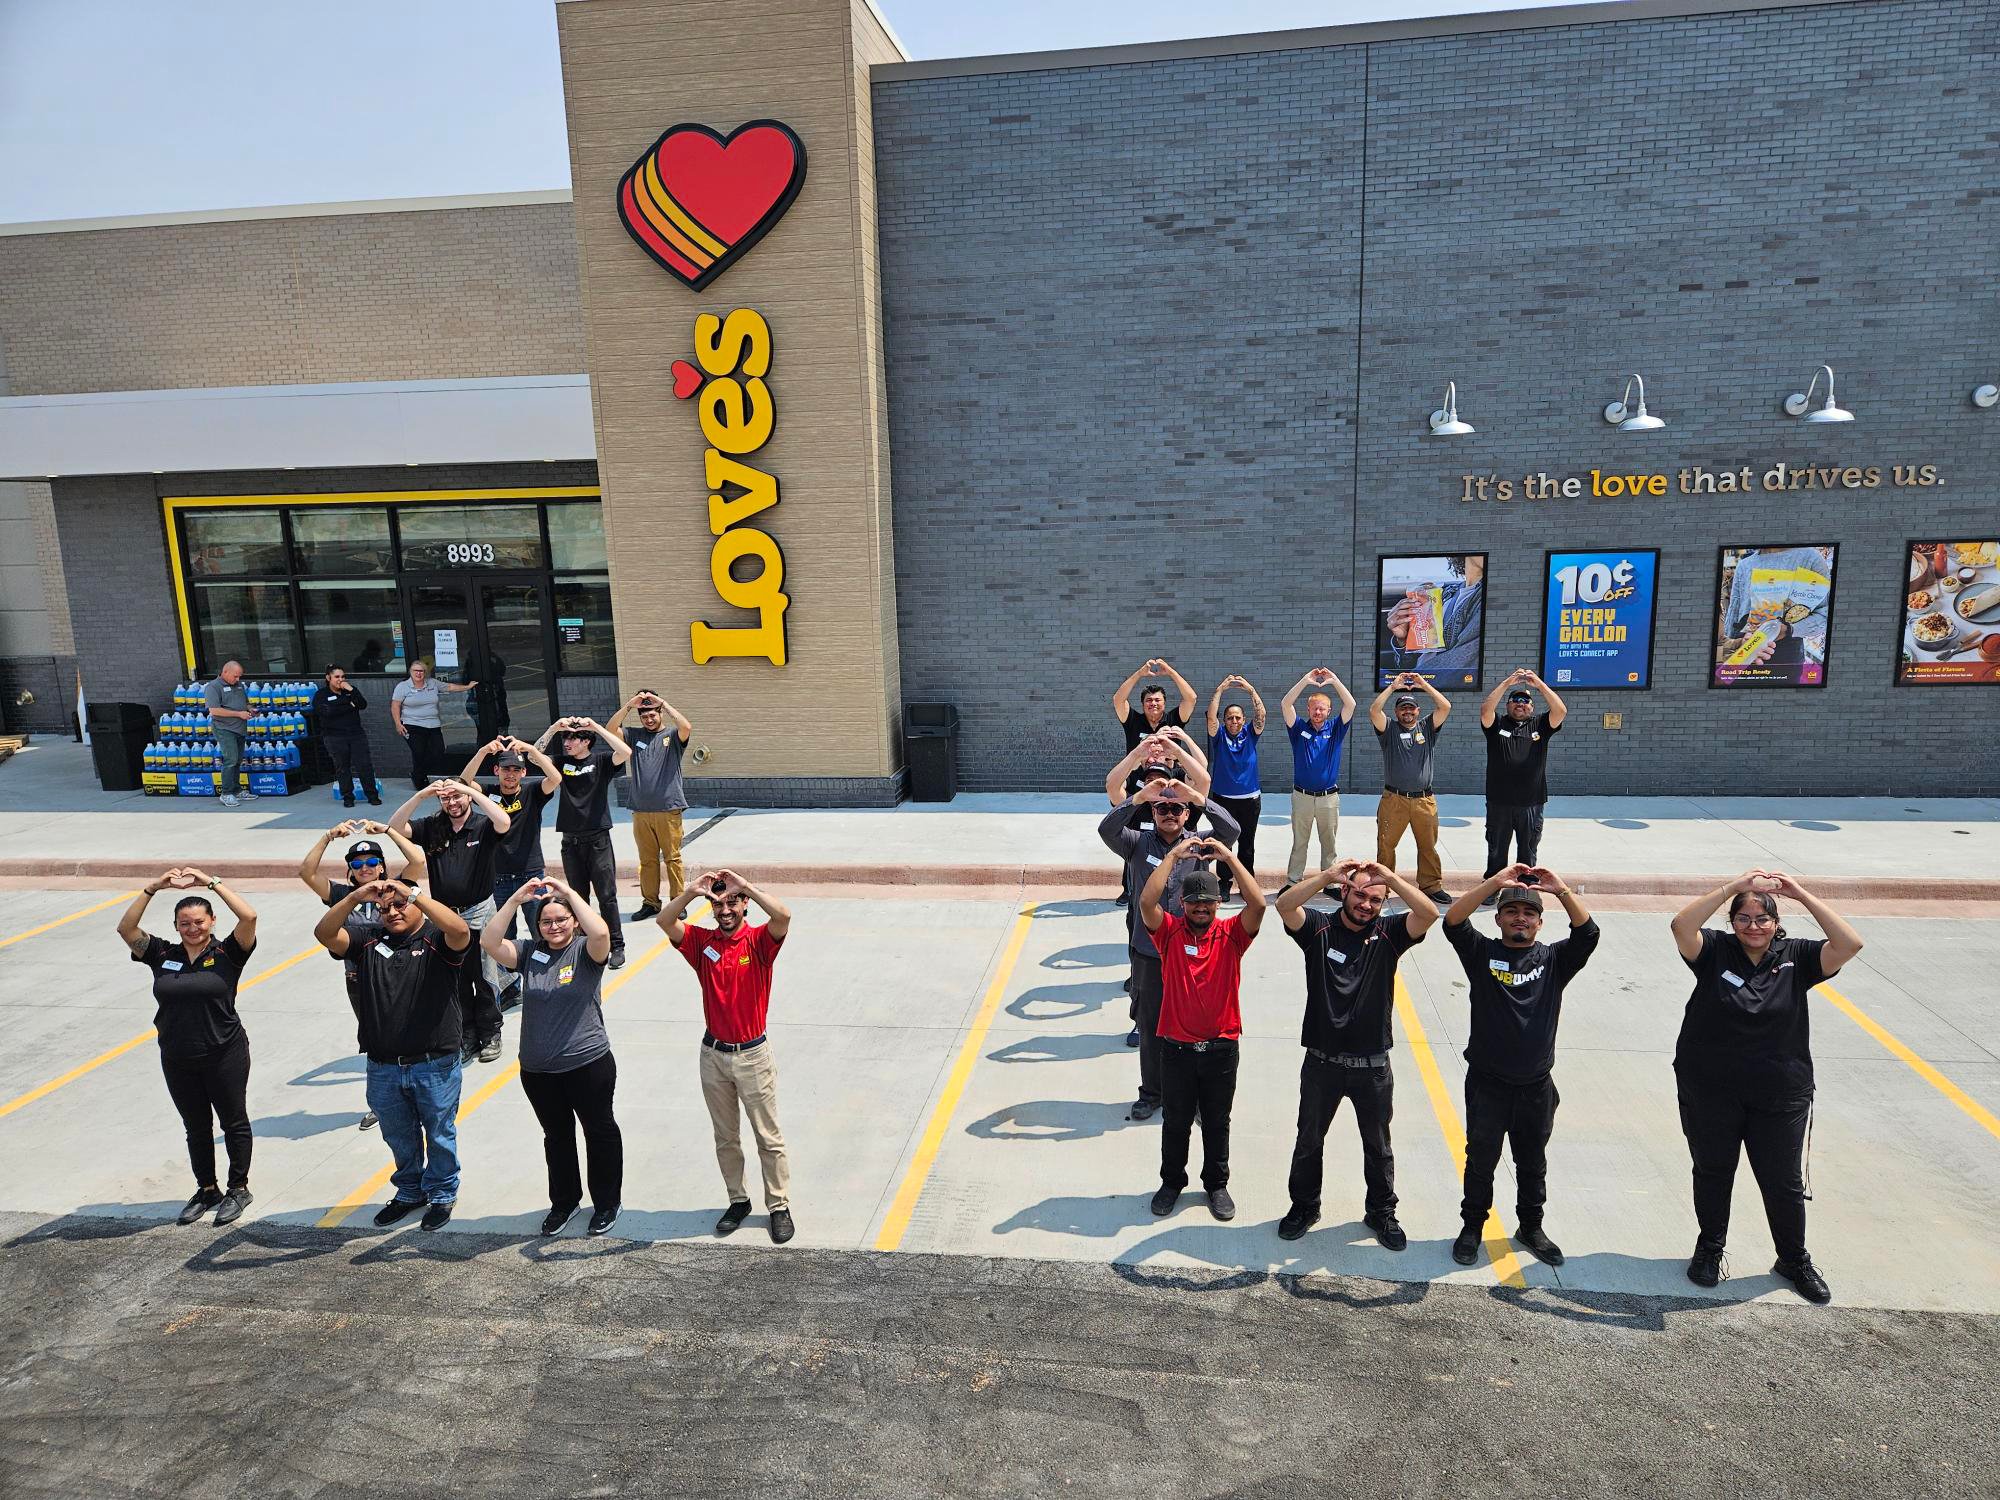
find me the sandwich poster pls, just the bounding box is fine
[1711,544,1838,688]
[1901,539,2000,684]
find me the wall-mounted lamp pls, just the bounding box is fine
[1974,384,1998,410]
[1602,374,1664,431]
[1428,382,1474,436]
[1784,364,1854,423]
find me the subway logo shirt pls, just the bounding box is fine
[1443,917,1600,1083]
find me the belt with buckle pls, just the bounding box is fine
[368,1046,456,1066]
[1163,1037,1237,1054]
[702,1033,767,1054]
[1382,786,1432,798]
[1293,785,1339,796]
[1308,1048,1390,1067]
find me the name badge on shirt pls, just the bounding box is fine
[161,959,184,972]
[531,950,552,964]
[1325,947,1349,965]
[374,941,395,958]
[1145,854,1161,866]
[1184,944,1200,956]
[703,945,722,961]
[1721,969,1745,987]
[1399,732,1413,743]
[1497,730,1512,738]
[1139,822,1154,832]
[1489,959,1514,974]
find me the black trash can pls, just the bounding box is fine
[903,703,960,803]
[87,700,155,792]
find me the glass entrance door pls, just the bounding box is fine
[404,577,554,756]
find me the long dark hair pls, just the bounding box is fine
[1727,890,1786,941]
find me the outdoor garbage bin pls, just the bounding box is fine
[87,700,154,791]
[903,703,959,803]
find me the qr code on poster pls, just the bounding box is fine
[1555,669,1572,683]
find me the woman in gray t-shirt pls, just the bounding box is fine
[391,660,476,788]
[484,875,622,1236]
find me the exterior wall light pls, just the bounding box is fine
[1784,364,1854,423]
[1974,384,1998,409]
[1428,382,1474,436]
[1603,374,1664,431]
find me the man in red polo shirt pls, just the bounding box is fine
[1138,834,1265,1221]
[658,867,796,1244]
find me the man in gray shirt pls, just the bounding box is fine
[608,690,693,921]
[1369,672,1454,903]
[203,661,254,808]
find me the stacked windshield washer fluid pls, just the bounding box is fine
[144,680,317,797]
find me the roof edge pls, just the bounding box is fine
[0,188,574,238]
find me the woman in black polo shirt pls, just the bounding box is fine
[1669,869,1864,1303]
[115,867,261,1227]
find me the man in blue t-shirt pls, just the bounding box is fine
[1279,669,1356,889]
[1205,675,1267,904]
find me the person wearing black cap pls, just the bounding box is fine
[1441,863,1598,1267]
[389,776,514,1063]
[116,867,259,1227]
[1478,668,1567,887]
[1669,870,1864,1303]
[538,715,633,968]
[1369,672,1453,903]
[1273,858,1439,1249]
[1138,835,1264,1220]
[463,735,561,949]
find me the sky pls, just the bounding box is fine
[0,0,1587,223]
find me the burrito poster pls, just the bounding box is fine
[1900,539,2000,684]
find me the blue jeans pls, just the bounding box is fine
[366,1053,463,1204]
[493,869,544,943]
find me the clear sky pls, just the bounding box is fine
[0,0,1587,223]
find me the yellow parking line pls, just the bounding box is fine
[1392,975,1528,1289]
[1817,981,2000,1144]
[874,902,1039,1252]
[0,890,140,951]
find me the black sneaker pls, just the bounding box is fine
[1124,1027,1140,1048]
[588,1204,621,1237]
[541,1203,580,1236]
[1364,1211,1408,1251]
[768,1207,795,1244]
[607,949,627,970]
[1422,890,1452,907]
[1127,1098,1158,1121]
[373,1197,425,1228]
[1773,1254,1831,1305]
[1277,1205,1319,1241]
[341,797,357,809]
[1452,1225,1481,1265]
[628,904,660,922]
[477,1033,502,1063]
[358,1111,378,1131]
[366,795,383,806]
[1207,1187,1236,1221]
[1150,1184,1181,1217]
[213,1188,253,1227]
[1515,1223,1564,1266]
[420,1202,454,1232]
[715,1199,753,1236]
[1687,1245,1725,1288]
[1478,892,1498,908]
[177,1187,223,1225]
[1114,891,1130,908]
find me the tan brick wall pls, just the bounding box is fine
[0,202,584,396]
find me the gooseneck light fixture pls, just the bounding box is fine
[1428,381,1474,436]
[1603,374,1664,431]
[1785,364,1854,423]
[1974,383,1998,409]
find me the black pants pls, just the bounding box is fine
[1288,1054,1396,1216]
[160,1031,252,1192]
[1129,950,1163,1106]
[1211,794,1260,899]
[561,830,625,955]
[405,725,446,788]
[519,1051,624,1210]
[1160,1039,1239,1192]
[1461,1069,1558,1227]
[455,903,503,1047]
[1483,801,1546,877]
[1678,1084,1811,1262]
[324,732,378,802]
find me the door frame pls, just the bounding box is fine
[399,571,559,739]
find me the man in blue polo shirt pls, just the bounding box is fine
[1279,668,1356,890]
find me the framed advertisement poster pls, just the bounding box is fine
[1375,552,1487,689]
[1710,544,1839,688]
[1539,549,1659,690]
[1899,539,2000,684]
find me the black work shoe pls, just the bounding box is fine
[341,797,357,809]
[715,1200,753,1236]
[541,1203,580,1236]
[373,1197,425,1228]
[1687,1245,1725,1288]
[358,1111,378,1131]
[768,1208,796,1244]
[1127,1098,1158,1121]
[1277,1205,1319,1241]
[1422,890,1453,906]
[420,1201,454,1232]
[588,1204,621,1237]
[1515,1223,1565,1266]
[477,1033,502,1063]
[366,795,383,806]
[213,1188,252,1227]
[1125,1027,1140,1048]
[1773,1255,1831,1305]
[178,1187,223,1225]
[607,949,627,970]
[1114,891,1130,908]
[1207,1187,1236,1222]
[1365,1211,1408,1251]
[628,904,660,922]
[1452,1225,1482,1265]
[1150,1184,1181,1217]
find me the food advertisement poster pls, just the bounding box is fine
[1539,549,1659,689]
[1901,539,2000,684]
[1376,553,1487,689]
[1710,544,1838,688]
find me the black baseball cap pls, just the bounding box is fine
[1181,869,1222,903]
[493,751,526,767]
[344,839,385,863]
[1496,885,1544,912]
[1394,693,1419,708]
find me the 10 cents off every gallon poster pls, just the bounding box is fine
[1539,549,1659,690]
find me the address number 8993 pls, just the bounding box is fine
[446,543,496,565]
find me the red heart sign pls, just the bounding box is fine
[618,120,807,292]
[671,360,703,399]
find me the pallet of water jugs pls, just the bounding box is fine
[147,679,317,798]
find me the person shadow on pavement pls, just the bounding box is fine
[1006,980,1123,1022]
[247,1108,370,1138]
[965,1100,1137,1143]
[1040,942,1130,970]
[987,1033,1132,1064]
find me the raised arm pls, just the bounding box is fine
[550,875,614,961]
[1355,858,1440,936]
[1525,670,1567,729]
[1368,677,1400,732]
[298,825,350,902]
[178,868,257,950]
[386,783,439,840]
[409,887,472,950]
[1446,861,1532,927]
[1325,671,1356,723]
[116,875,171,956]
[660,697,692,742]
[1275,859,1350,931]
[718,868,790,941]
[588,718,633,767]
[519,739,562,796]
[1210,841,1264,934]
[458,780,512,835]
[1155,659,1198,722]
[655,879,707,949]
[461,738,501,783]
[1528,867,1590,928]
[481,879,537,971]
[312,882,376,957]
[367,819,428,881]
[1415,672,1452,728]
[1671,873,1758,962]
[1112,662,1149,724]
[1281,670,1315,729]
[1207,678,1226,736]
[1138,837,1197,932]
[1478,675,1512,730]
[1157,723,1208,773]
[606,692,644,733]
[1244,679,1268,733]
[1772,874,1864,976]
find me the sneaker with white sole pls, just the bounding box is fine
[218,794,239,808]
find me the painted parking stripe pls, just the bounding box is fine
[0,891,140,951]
[1816,981,2000,1144]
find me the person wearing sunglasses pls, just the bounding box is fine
[1669,870,1865,1303]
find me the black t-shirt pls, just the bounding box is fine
[487,781,551,874]
[133,933,255,1060]
[1444,917,1600,1083]
[1287,909,1422,1055]
[1483,712,1561,805]
[1675,930,1827,1095]
[555,749,619,833]
[338,920,468,1058]
[410,809,501,908]
[1122,706,1189,793]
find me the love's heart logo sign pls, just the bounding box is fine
[617,120,807,291]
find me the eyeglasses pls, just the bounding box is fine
[1731,913,1777,927]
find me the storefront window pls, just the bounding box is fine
[192,581,298,675]
[548,502,608,571]
[184,510,288,576]
[292,507,393,575]
[554,575,617,674]
[397,503,545,570]
[300,580,405,675]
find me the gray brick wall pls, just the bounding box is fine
[874,0,2000,796]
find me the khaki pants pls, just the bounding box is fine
[1376,791,1443,892]
[700,1041,790,1210]
[633,809,685,905]
[1287,790,1340,882]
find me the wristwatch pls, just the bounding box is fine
[206,877,220,890]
